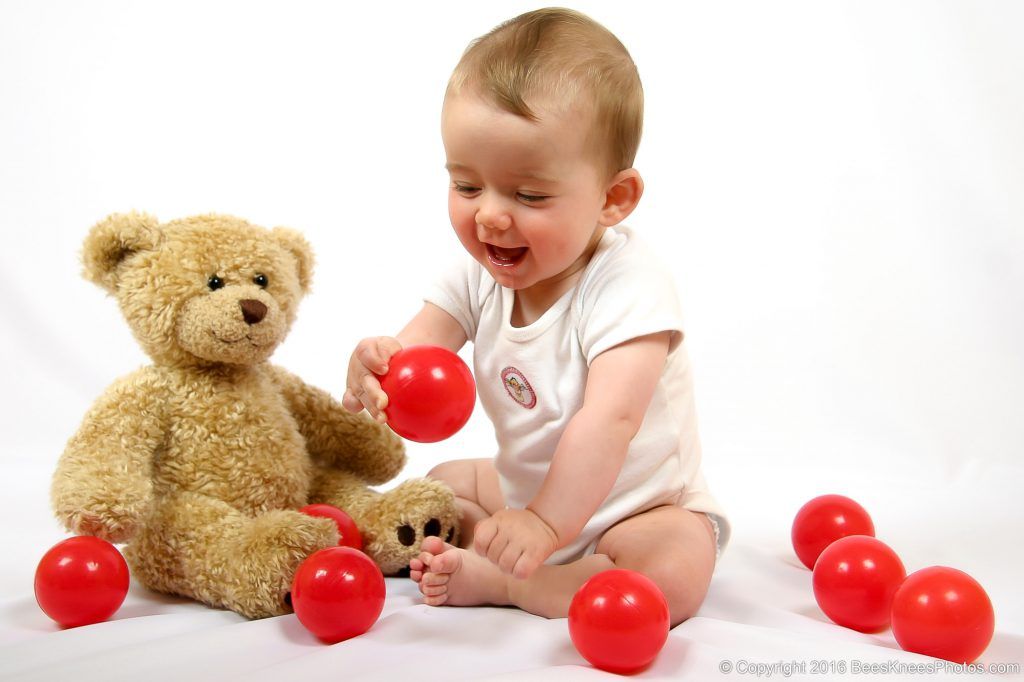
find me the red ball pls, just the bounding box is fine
[892,566,994,663]
[792,494,875,569]
[378,345,475,443]
[812,535,906,632]
[568,569,670,675]
[300,504,363,551]
[291,547,385,644]
[34,536,130,628]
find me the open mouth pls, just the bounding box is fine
[485,243,528,268]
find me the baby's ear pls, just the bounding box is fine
[82,212,163,293]
[271,227,314,294]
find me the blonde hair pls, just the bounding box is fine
[447,8,643,179]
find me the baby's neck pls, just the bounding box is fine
[512,286,570,327]
[510,228,605,327]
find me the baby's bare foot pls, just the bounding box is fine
[413,536,511,607]
[408,535,446,587]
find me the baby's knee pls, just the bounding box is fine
[427,458,480,496]
[639,561,709,627]
[429,458,505,518]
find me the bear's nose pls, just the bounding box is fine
[240,299,268,325]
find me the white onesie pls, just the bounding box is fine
[425,225,730,564]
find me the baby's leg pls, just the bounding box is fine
[414,506,716,628]
[413,536,613,609]
[425,458,505,548]
[575,506,716,626]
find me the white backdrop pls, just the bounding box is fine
[1,1,1022,675]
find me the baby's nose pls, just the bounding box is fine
[476,209,512,231]
[475,194,513,231]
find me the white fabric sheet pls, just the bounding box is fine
[2,1,1023,680]
[2,457,1022,680]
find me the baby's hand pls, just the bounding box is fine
[343,336,403,423]
[473,508,559,579]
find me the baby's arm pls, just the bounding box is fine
[343,302,468,421]
[473,331,672,578]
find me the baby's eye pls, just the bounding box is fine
[208,275,225,291]
[452,183,480,195]
[517,192,549,203]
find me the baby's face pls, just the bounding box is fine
[441,93,609,294]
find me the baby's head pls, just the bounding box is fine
[445,8,643,181]
[442,9,645,295]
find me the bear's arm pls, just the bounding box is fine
[267,365,406,485]
[51,367,168,544]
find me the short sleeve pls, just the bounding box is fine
[576,237,685,365]
[423,254,485,342]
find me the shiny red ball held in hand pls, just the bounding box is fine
[377,345,475,443]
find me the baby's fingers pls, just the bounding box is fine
[486,533,511,567]
[473,518,498,557]
[511,552,541,580]
[497,542,524,575]
[357,374,389,423]
[358,336,399,375]
[376,336,403,368]
[342,390,363,414]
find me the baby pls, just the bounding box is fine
[343,8,729,627]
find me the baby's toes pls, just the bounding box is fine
[420,581,448,598]
[420,535,447,555]
[415,549,438,569]
[423,588,450,607]
[430,548,463,575]
[422,571,450,588]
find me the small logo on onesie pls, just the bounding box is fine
[501,367,536,409]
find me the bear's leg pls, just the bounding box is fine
[125,491,338,618]
[309,466,460,576]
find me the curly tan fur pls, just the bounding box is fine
[52,212,460,618]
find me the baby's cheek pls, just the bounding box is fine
[450,210,474,236]
[549,235,581,261]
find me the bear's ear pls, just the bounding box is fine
[271,227,314,294]
[82,212,163,293]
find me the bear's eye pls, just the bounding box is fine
[253,273,268,288]
[208,275,225,291]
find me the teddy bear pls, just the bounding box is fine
[50,212,460,619]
